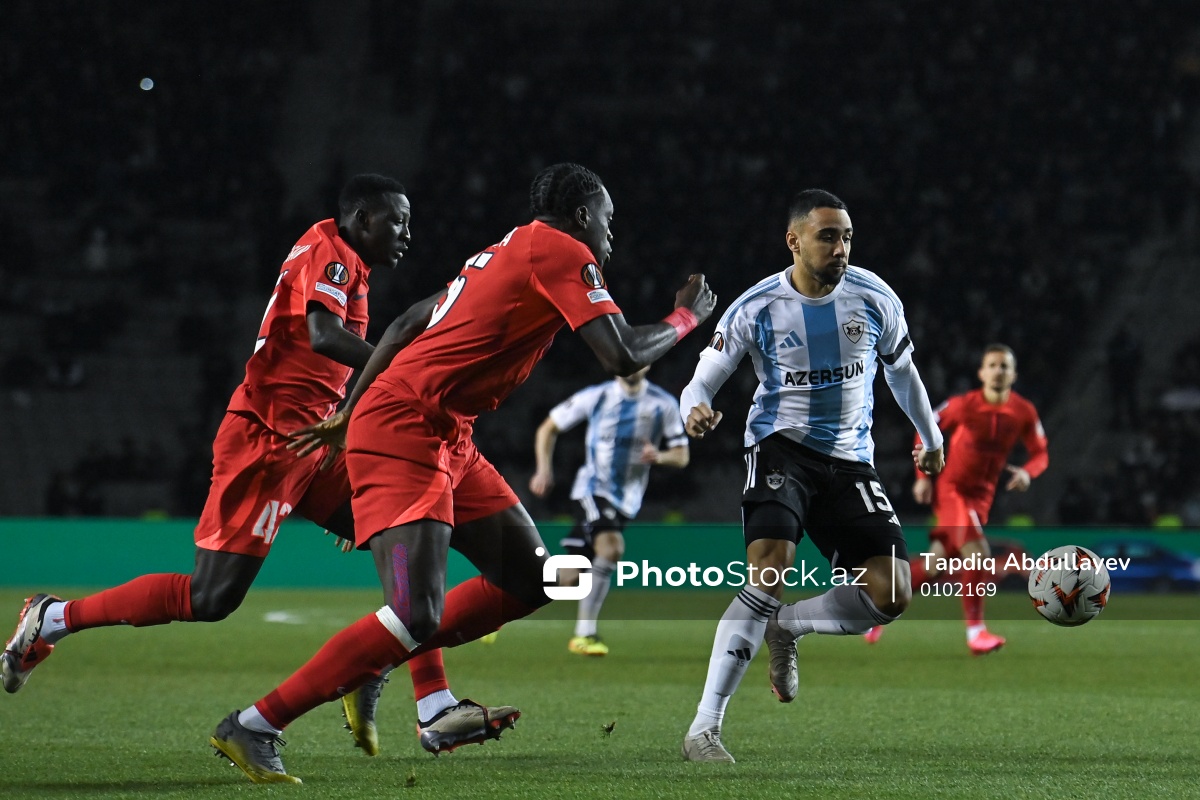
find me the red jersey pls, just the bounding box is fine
[375,221,621,430]
[227,220,370,434]
[916,389,1049,501]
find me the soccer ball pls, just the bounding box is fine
[1027,545,1111,626]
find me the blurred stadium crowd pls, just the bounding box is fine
[2,1,1199,526]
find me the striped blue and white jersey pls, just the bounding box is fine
[549,379,688,519]
[693,265,915,464]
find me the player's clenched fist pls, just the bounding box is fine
[675,274,718,324]
[685,402,723,439]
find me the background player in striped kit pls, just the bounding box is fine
[679,189,944,762]
[863,343,1049,654]
[529,366,689,655]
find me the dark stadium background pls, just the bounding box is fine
[3,0,1199,530]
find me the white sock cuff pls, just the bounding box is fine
[688,706,725,737]
[735,585,780,621]
[417,689,458,724]
[376,606,420,651]
[857,588,897,625]
[239,705,283,736]
[40,601,70,644]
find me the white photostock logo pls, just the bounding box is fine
[540,548,593,601]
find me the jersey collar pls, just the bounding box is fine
[781,265,846,305]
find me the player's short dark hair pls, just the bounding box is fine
[788,189,847,225]
[338,174,406,218]
[982,343,1016,366]
[529,163,605,221]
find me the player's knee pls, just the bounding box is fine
[859,571,911,619]
[874,578,912,618]
[596,542,624,562]
[189,584,244,622]
[506,576,554,610]
[485,558,554,610]
[405,599,442,643]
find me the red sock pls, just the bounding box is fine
[407,650,449,701]
[909,557,930,589]
[65,574,193,631]
[257,612,406,730]
[256,578,539,729]
[962,569,985,628]
[413,576,537,653]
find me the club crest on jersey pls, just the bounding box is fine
[325,262,350,285]
[842,319,864,343]
[581,263,606,289]
[766,469,785,490]
[708,332,725,352]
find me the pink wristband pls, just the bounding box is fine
[663,307,698,341]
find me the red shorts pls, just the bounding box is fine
[194,412,351,557]
[928,487,992,553]
[345,384,518,548]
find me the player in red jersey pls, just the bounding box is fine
[2,175,503,756]
[864,344,1048,654]
[208,162,717,783]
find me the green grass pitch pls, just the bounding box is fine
[1,588,1197,799]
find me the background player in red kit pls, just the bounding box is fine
[864,344,1048,654]
[2,175,497,756]
[209,162,717,784]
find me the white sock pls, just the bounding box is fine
[687,586,779,737]
[417,688,459,724]
[39,602,70,644]
[238,706,283,735]
[966,624,986,641]
[777,584,893,637]
[574,558,615,638]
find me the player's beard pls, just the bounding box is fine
[806,259,845,288]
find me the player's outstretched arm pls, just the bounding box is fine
[578,274,716,375]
